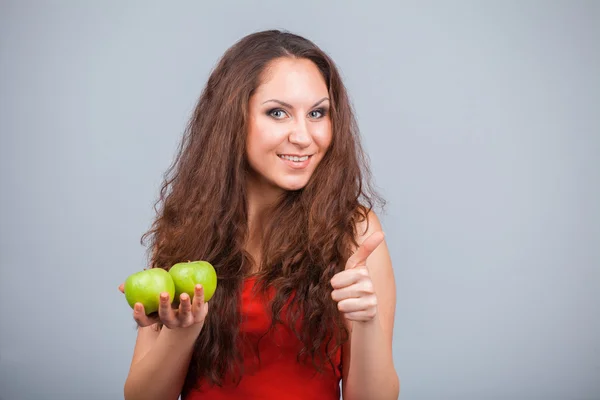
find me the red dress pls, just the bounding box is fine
[184,276,343,400]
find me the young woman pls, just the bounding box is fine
[120,29,399,400]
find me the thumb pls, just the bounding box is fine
[118,283,124,293]
[346,231,385,269]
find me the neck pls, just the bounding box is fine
[244,174,285,273]
[245,173,285,242]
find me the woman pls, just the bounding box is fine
[120,29,399,400]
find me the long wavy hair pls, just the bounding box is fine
[141,29,384,393]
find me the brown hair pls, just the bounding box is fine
[141,29,384,393]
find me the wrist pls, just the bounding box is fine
[352,313,380,329]
[161,323,204,341]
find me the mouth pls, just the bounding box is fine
[278,154,311,162]
[277,154,313,169]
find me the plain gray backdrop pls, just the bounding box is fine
[1,1,598,399]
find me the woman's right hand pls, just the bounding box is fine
[119,283,209,329]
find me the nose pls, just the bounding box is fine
[288,120,312,148]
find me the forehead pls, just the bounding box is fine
[253,57,329,99]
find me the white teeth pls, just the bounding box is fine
[279,155,309,162]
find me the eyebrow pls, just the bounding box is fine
[261,97,330,109]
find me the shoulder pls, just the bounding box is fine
[353,207,384,245]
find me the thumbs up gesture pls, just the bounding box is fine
[330,231,385,323]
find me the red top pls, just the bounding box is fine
[184,276,343,400]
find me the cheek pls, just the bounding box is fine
[246,119,286,160]
[313,121,333,150]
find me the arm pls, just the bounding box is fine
[333,211,400,400]
[124,324,202,400]
[121,283,209,400]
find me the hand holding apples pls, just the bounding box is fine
[119,260,217,330]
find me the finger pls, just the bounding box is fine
[343,309,377,321]
[331,267,369,289]
[192,285,207,320]
[179,293,192,313]
[331,279,374,302]
[337,295,377,314]
[132,303,158,327]
[346,231,385,269]
[158,292,176,326]
[336,298,372,313]
[178,293,193,324]
[118,283,124,293]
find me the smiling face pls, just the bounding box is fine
[246,57,332,195]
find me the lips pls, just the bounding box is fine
[278,154,310,162]
[277,154,313,169]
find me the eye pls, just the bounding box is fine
[309,108,327,119]
[267,108,288,120]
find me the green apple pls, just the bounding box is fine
[169,260,218,302]
[124,268,175,314]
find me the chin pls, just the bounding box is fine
[277,177,310,192]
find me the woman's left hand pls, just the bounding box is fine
[330,231,385,323]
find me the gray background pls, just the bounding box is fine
[1,1,598,399]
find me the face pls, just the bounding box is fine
[246,57,332,194]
